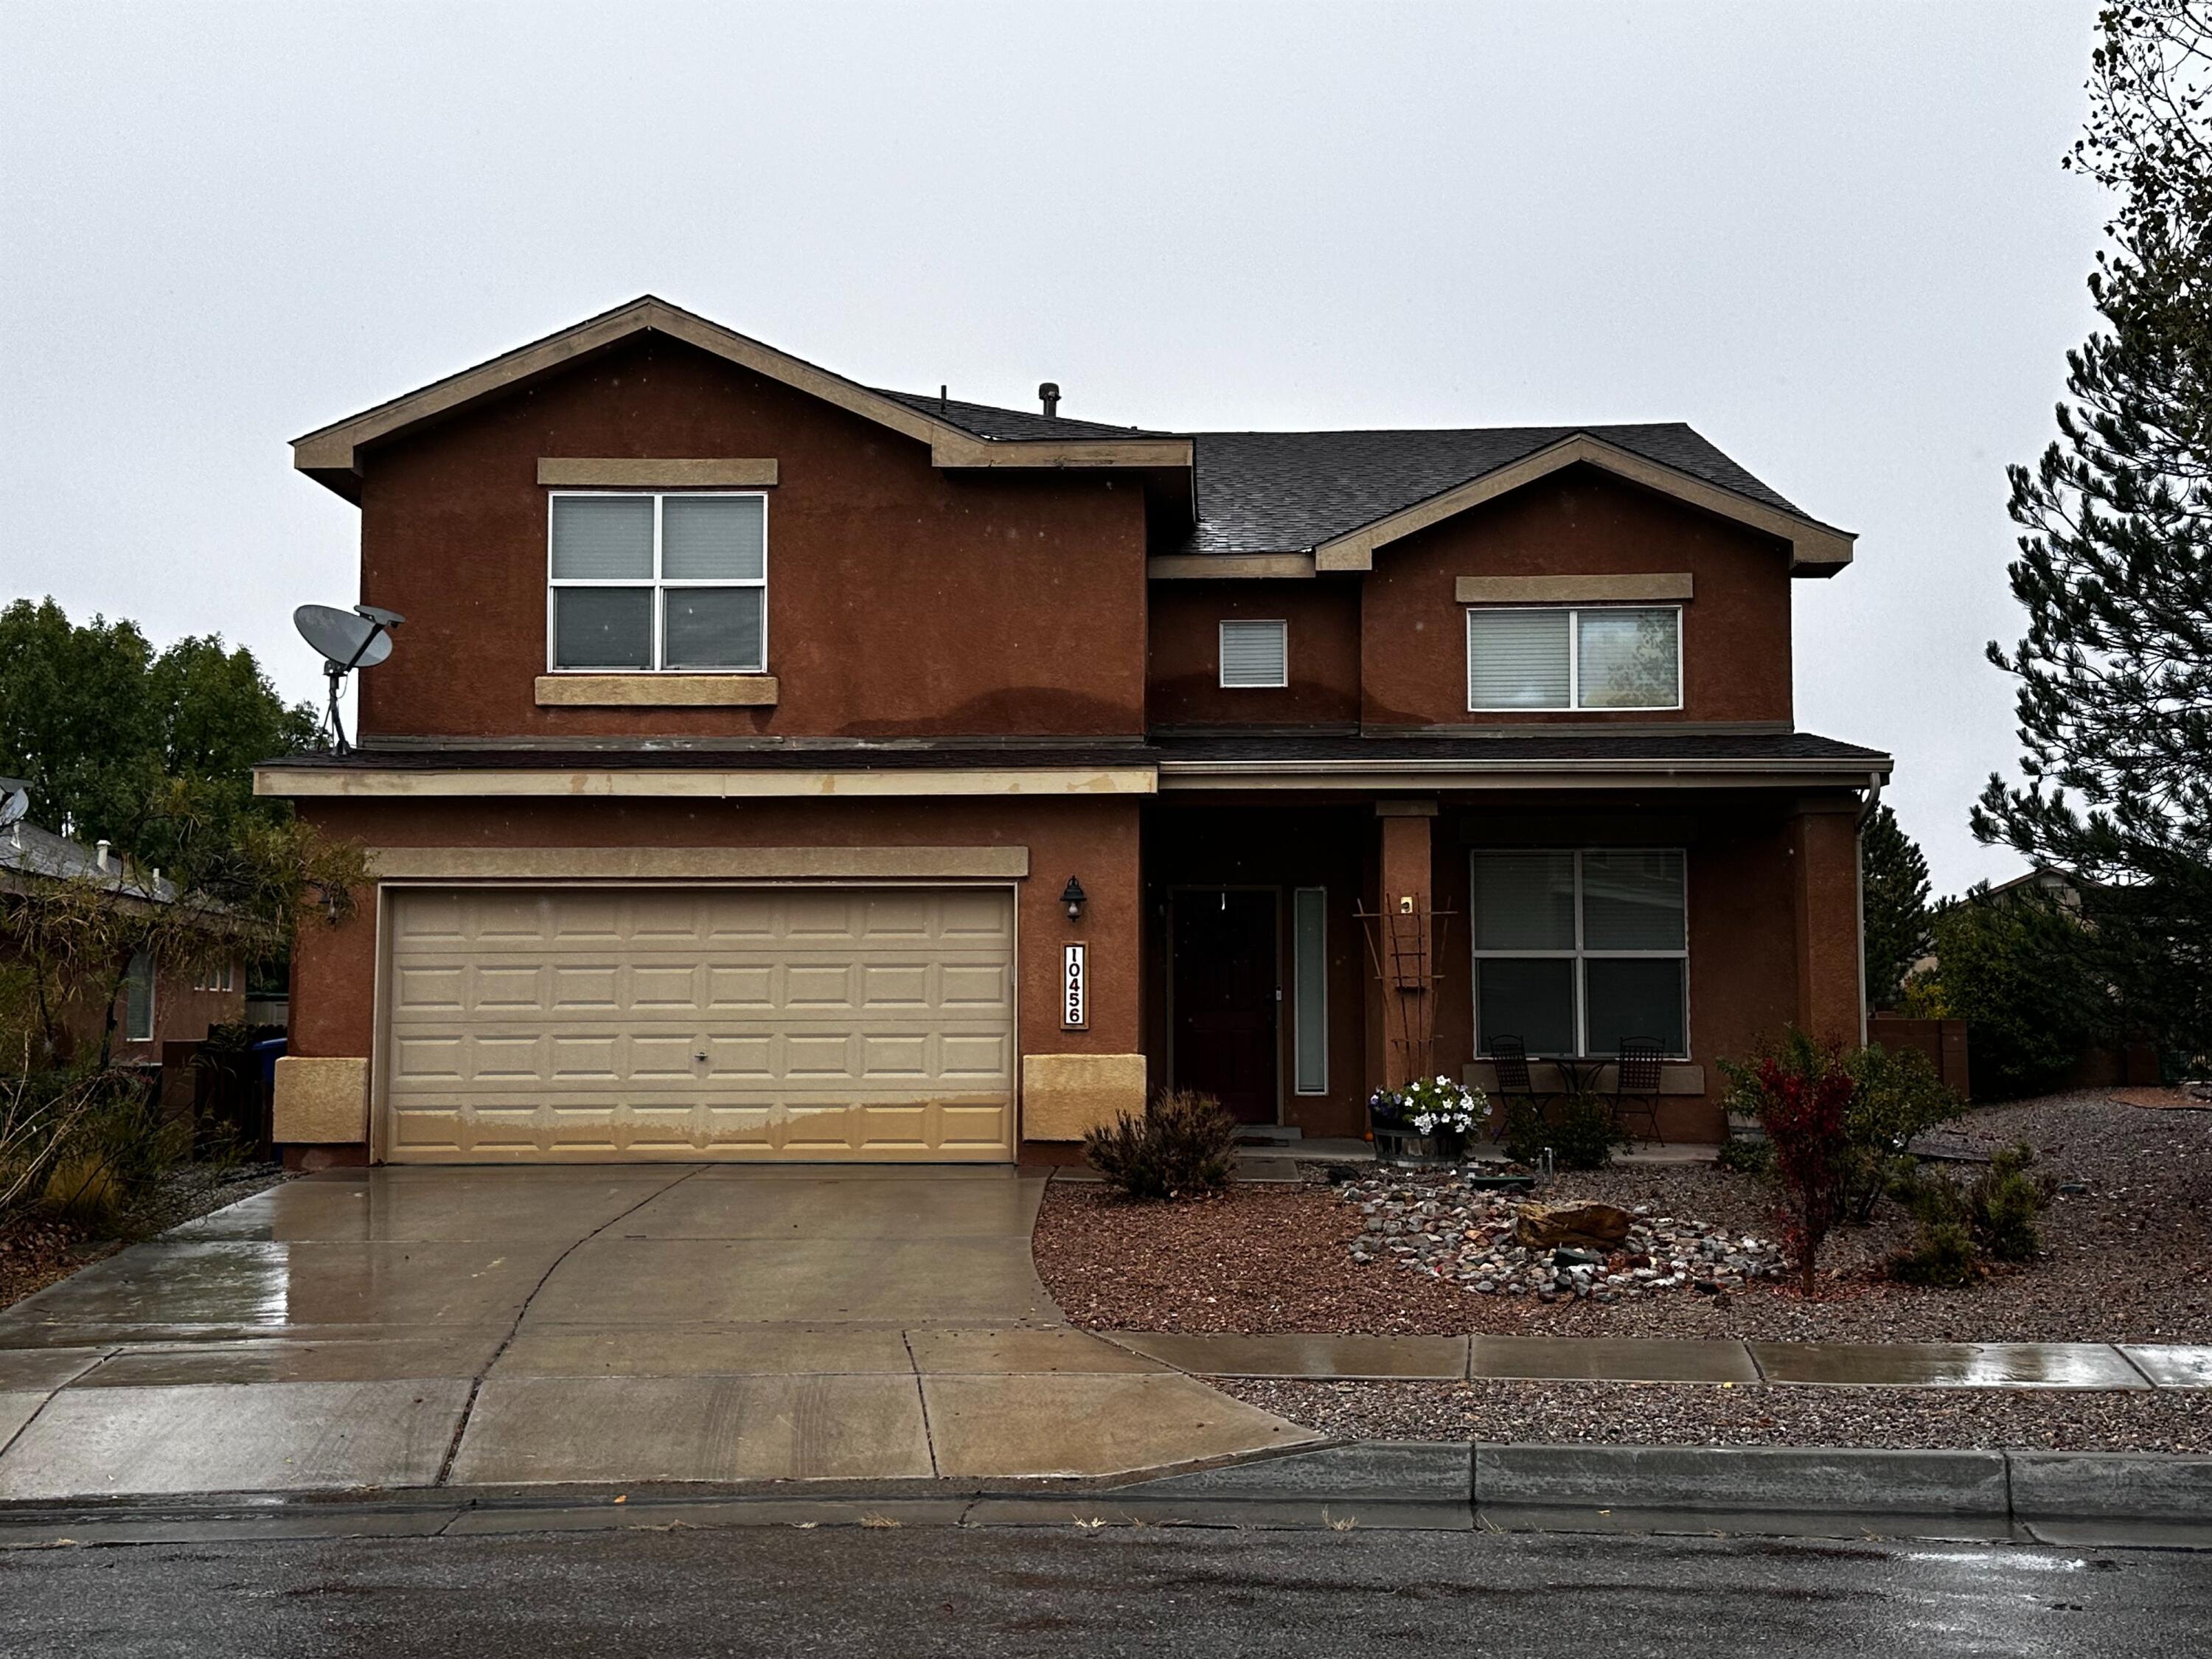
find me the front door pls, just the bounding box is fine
[1171,888,1278,1124]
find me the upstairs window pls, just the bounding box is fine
[548,493,767,672]
[1219,619,1288,688]
[1467,605,1680,711]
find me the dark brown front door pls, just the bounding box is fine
[1172,888,1278,1124]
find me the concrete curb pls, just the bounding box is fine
[1,1442,2207,1548]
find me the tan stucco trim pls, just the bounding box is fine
[931,434,1193,469]
[1021,1052,1148,1141]
[537,458,779,487]
[367,845,1032,880]
[273,1055,369,1144]
[293,296,1190,490]
[1466,1060,1707,1096]
[1313,434,1854,574]
[534,674,779,707]
[1147,554,1318,580]
[257,765,1159,799]
[1455,573,1694,605]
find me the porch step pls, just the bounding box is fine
[1232,1125,1304,1146]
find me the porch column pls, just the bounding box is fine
[1375,800,1436,1088]
[1790,799,1865,1045]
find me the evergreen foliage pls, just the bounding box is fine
[1860,804,1933,1011]
[1975,3,2212,1063]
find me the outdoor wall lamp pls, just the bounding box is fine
[1061,877,1087,920]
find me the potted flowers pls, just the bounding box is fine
[1368,1075,1489,1164]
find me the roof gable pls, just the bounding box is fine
[293,296,1191,498]
[1172,425,1851,575]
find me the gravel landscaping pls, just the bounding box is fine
[1032,1091,2212,1344]
[1217,1377,2212,1453]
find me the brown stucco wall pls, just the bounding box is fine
[287,794,1143,1150]
[1146,580,1362,728]
[1359,465,1796,729]
[351,335,1152,742]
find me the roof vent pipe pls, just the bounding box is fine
[1039,382,1060,417]
[96,839,111,872]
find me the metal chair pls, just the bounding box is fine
[1485,1034,1544,1140]
[1610,1037,1666,1145]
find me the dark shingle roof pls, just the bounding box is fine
[1174,424,1812,556]
[876,390,1827,557]
[874,389,1169,442]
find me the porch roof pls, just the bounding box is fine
[254,730,1889,799]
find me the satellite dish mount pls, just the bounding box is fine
[293,605,404,757]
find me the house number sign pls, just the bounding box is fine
[1062,943,1088,1029]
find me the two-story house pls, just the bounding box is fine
[257,296,1889,1166]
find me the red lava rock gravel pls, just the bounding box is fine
[1032,1091,2212,1344]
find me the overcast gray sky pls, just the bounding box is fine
[1,0,2108,894]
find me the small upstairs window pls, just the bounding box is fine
[548,492,767,672]
[1219,619,1288,688]
[1467,605,1680,711]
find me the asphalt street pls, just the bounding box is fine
[1,1523,2206,1658]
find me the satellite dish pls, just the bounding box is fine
[0,787,27,831]
[293,602,404,756]
[296,605,394,670]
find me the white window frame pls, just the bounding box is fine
[1469,847,1690,1058]
[545,490,769,674]
[1465,605,1683,713]
[194,961,235,994]
[1218,619,1289,689]
[1293,886,1329,1094]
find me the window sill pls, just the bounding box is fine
[535,674,779,708]
[1464,1060,1705,1096]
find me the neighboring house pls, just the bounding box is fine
[0,786,246,1066]
[257,296,1889,1166]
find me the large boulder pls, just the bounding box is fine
[1513,1201,1635,1251]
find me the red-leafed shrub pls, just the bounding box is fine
[1722,1030,1857,1296]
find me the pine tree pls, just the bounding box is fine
[1974,1,2212,1061]
[1861,804,1932,1012]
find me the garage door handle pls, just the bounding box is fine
[695,1050,708,1062]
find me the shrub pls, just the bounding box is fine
[1888,1141,2055,1284]
[1719,1030,1854,1295]
[1082,1088,1237,1200]
[1714,1130,1773,1177]
[1969,1143,2053,1262]
[1498,1094,1627,1171]
[1840,1043,1960,1224]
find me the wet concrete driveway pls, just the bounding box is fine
[0,1167,1312,1501]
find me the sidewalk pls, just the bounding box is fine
[1102,1331,2212,1388]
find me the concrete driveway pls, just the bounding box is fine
[0,1167,1312,1501]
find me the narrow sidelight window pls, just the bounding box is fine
[124,950,156,1042]
[549,492,767,672]
[1466,605,1680,711]
[1470,849,1688,1057]
[1219,619,1289,688]
[1293,887,1328,1093]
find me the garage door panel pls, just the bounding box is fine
[383,886,1015,1162]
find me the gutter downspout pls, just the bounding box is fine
[1854,770,1884,1046]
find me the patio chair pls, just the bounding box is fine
[1484,1034,1545,1140]
[1610,1037,1666,1146]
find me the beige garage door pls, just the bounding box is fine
[382,886,1015,1162]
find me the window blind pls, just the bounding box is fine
[1467,608,1571,709]
[1293,888,1327,1093]
[550,495,654,579]
[1219,619,1288,687]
